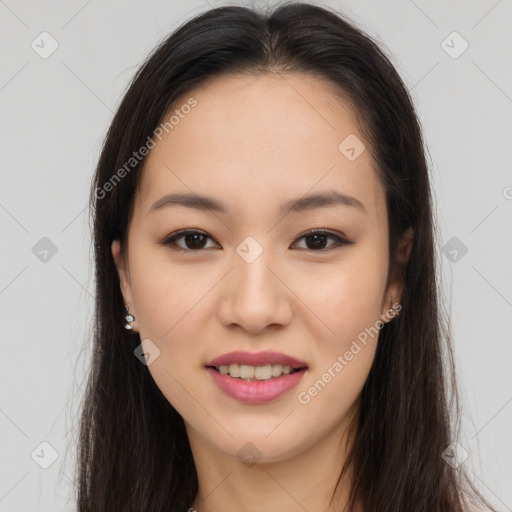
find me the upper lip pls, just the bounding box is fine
[206,351,308,369]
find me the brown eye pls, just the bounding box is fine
[292,230,351,251]
[162,230,218,251]
[161,228,352,253]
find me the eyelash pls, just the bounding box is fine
[161,228,352,253]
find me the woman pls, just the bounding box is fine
[78,2,496,511]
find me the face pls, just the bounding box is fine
[112,72,413,464]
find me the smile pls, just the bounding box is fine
[211,363,305,381]
[206,365,307,405]
[205,350,309,403]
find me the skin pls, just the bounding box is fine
[112,72,414,512]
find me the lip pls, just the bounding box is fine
[206,367,307,404]
[206,350,307,369]
[205,351,308,404]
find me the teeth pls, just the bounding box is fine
[228,364,239,378]
[239,365,255,379]
[216,363,300,380]
[254,365,272,380]
[271,364,283,377]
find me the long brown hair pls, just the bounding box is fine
[78,2,496,510]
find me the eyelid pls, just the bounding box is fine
[296,228,350,243]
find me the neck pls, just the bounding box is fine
[187,410,361,512]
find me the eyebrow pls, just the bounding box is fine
[148,190,366,216]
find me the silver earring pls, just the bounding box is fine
[123,305,136,330]
[385,303,402,321]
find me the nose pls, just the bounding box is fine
[216,245,293,335]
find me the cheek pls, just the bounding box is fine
[129,249,211,341]
[292,257,386,428]
[128,257,211,418]
[298,250,389,343]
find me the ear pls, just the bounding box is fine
[111,239,135,314]
[381,227,414,320]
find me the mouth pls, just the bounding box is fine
[204,351,308,404]
[206,363,307,381]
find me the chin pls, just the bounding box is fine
[190,415,319,464]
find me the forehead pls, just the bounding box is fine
[136,72,384,220]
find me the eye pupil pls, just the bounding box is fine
[306,234,328,250]
[186,233,207,249]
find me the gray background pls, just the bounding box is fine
[0,0,511,510]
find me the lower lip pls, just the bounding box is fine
[206,367,307,404]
